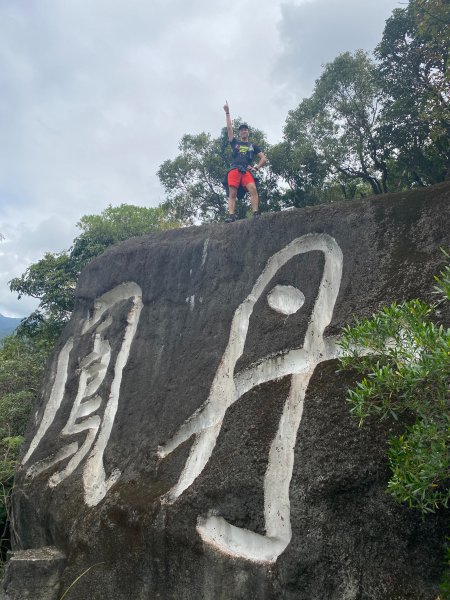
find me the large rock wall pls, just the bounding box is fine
[4,183,450,599]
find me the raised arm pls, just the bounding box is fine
[223,101,234,141]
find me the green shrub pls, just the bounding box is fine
[339,256,449,513]
[339,252,450,592]
[0,333,49,561]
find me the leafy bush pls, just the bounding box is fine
[339,255,450,513]
[339,253,450,593]
[0,334,50,561]
[1,203,180,565]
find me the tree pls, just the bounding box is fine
[1,203,179,562]
[268,139,329,208]
[375,0,450,185]
[339,254,450,594]
[158,124,281,223]
[0,333,50,562]
[10,204,179,341]
[339,255,450,514]
[158,132,228,223]
[283,51,392,197]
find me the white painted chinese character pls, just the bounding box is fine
[158,234,343,562]
[22,282,143,507]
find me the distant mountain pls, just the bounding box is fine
[0,314,22,340]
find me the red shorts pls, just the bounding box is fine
[227,168,255,189]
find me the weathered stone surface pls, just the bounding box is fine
[7,182,450,599]
[0,547,66,600]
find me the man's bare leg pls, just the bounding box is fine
[227,186,238,215]
[246,182,259,214]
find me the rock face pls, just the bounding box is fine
[4,183,450,599]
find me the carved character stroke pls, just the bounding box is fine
[158,233,343,563]
[22,282,143,507]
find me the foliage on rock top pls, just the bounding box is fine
[9,203,179,343]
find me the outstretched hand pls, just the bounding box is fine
[223,100,230,114]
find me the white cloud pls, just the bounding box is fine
[274,0,401,101]
[0,0,399,317]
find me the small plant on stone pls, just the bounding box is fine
[340,252,450,600]
[338,252,450,514]
[339,252,450,595]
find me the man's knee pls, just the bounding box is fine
[229,186,238,199]
[247,183,258,197]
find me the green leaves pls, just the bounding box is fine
[10,252,76,325]
[2,204,181,559]
[434,250,450,301]
[157,126,279,223]
[281,50,391,198]
[276,0,449,200]
[158,131,229,223]
[375,0,450,185]
[0,437,25,483]
[9,204,179,338]
[0,333,50,545]
[155,0,449,216]
[387,418,449,513]
[73,204,178,265]
[339,253,450,513]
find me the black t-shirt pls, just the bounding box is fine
[229,137,261,169]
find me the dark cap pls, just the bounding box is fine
[239,123,249,130]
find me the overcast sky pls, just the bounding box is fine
[0,0,401,317]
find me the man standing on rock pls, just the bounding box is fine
[223,101,267,222]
